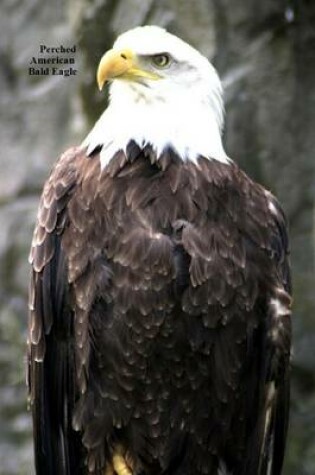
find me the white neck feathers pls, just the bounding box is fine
[82,78,229,169]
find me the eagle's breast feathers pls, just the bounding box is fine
[29,143,291,474]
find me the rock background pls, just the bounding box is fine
[0,0,314,473]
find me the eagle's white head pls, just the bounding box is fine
[83,26,229,168]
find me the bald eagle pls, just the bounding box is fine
[28,26,292,475]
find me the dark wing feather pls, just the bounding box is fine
[248,192,292,475]
[28,148,85,474]
[265,195,292,475]
[220,172,292,475]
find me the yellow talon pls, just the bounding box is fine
[104,445,134,475]
[112,452,133,475]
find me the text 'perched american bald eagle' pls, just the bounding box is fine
[28,25,292,475]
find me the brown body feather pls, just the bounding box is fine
[28,144,291,474]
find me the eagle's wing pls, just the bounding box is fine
[28,148,86,474]
[241,191,292,475]
[260,195,292,475]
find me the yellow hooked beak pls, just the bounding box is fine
[96,48,161,91]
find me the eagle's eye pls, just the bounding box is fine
[151,53,172,68]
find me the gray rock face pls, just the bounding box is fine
[1,0,314,473]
